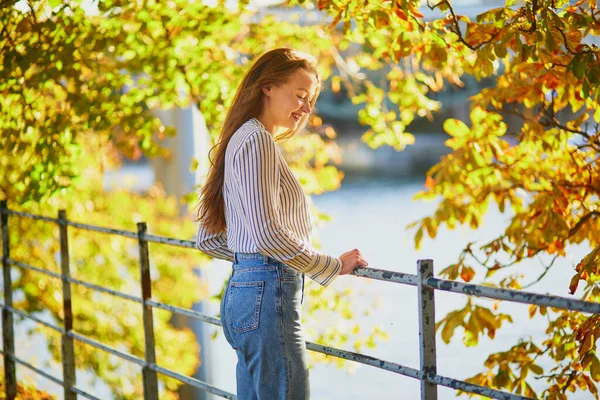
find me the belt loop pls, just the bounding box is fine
[262,254,269,264]
[233,253,238,263]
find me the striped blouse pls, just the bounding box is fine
[196,118,342,286]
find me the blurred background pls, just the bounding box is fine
[5,0,599,399]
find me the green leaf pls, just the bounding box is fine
[444,118,470,137]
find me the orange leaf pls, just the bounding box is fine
[461,266,475,282]
[425,175,435,189]
[411,8,424,18]
[394,9,408,21]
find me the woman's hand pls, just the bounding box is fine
[338,249,368,275]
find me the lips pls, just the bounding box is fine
[292,112,302,122]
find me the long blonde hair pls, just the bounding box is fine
[197,48,322,233]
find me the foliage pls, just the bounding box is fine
[0,370,55,399]
[6,134,202,399]
[6,0,600,397]
[303,0,600,397]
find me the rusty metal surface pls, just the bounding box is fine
[426,277,600,314]
[138,223,159,400]
[4,208,58,223]
[418,259,437,400]
[66,220,138,239]
[150,364,237,399]
[146,299,222,326]
[59,210,77,400]
[351,266,418,285]
[1,201,17,399]
[67,275,143,303]
[143,233,196,248]
[0,303,65,333]
[305,342,421,379]
[428,373,533,400]
[8,258,63,279]
[68,331,146,367]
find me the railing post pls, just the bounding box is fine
[137,222,159,400]
[59,210,77,399]
[417,259,438,400]
[1,201,17,400]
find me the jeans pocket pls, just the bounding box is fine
[227,281,264,334]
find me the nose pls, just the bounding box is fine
[301,102,311,114]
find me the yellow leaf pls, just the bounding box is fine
[528,304,537,319]
[591,355,600,381]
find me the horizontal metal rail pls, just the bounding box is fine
[65,220,138,239]
[426,277,600,315]
[67,276,142,304]
[4,209,416,286]
[1,304,65,333]
[427,373,531,400]
[0,349,102,400]
[70,331,146,367]
[351,266,418,285]
[4,209,59,223]
[9,258,63,280]
[151,364,237,399]
[144,233,196,249]
[306,342,421,379]
[8,258,144,303]
[146,300,222,326]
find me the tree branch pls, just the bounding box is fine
[554,24,597,55]
[441,0,502,51]
[562,370,578,394]
[522,0,538,34]
[522,255,558,289]
[569,211,600,238]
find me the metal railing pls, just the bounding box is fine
[1,200,599,400]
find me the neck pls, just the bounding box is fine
[255,113,284,136]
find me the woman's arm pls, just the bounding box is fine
[234,129,341,286]
[196,224,234,262]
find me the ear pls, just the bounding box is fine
[262,85,272,96]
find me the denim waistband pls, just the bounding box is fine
[232,252,305,303]
[233,252,279,265]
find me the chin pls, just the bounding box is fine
[286,117,299,129]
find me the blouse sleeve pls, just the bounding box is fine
[196,223,234,262]
[233,129,341,286]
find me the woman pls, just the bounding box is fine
[196,48,368,400]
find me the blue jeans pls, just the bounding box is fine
[220,253,308,400]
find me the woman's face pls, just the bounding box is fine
[261,68,318,135]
